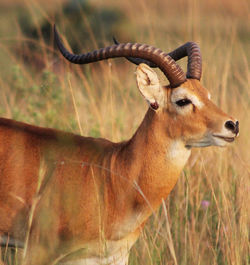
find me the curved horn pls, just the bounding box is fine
[113,37,157,68]
[113,37,202,80]
[112,37,157,68]
[168,42,202,80]
[54,25,186,88]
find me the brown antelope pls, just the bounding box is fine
[0,25,239,265]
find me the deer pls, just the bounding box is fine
[0,25,239,265]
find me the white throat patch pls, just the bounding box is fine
[166,140,191,167]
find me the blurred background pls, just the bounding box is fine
[0,0,249,264]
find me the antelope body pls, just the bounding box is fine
[0,26,239,265]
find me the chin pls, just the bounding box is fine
[185,134,235,148]
[212,136,235,147]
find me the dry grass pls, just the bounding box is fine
[0,0,249,264]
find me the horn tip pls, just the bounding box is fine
[112,36,119,45]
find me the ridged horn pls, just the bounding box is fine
[113,37,202,80]
[112,37,157,68]
[54,25,186,88]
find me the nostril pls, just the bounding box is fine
[235,121,239,135]
[225,120,238,134]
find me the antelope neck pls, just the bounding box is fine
[119,108,191,210]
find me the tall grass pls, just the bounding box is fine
[0,0,249,264]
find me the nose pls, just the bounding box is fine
[225,120,239,135]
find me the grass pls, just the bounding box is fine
[0,0,249,264]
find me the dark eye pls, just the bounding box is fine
[175,98,192,107]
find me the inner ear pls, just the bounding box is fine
[136,63,164,109]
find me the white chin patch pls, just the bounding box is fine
[211,136,233,147]
[186,133,234,148]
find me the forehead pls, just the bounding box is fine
[166,79,210,99]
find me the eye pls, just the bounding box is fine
[175,98,192,107]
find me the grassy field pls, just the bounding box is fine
[0,0,249,264]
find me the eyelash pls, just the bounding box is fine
[175,99,192,107]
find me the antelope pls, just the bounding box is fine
[0,25,239,265]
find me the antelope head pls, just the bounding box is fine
[54,26,239,150]
[135,63,239,149]
[112,38,239,149]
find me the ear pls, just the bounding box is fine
[136,63,164,110]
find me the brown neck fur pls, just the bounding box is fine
[112,108,189,221]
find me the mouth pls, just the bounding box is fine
[213,135,235,143]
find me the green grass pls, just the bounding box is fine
[0,0,249,264]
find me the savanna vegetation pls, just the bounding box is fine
[0,0,249,264]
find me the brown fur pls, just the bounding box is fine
[0,79,237,264]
